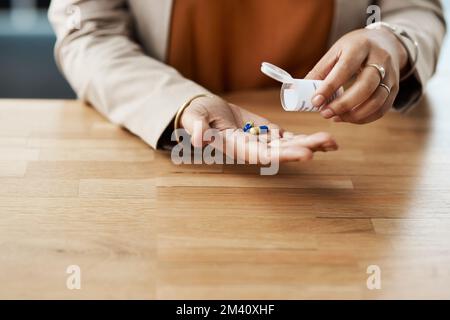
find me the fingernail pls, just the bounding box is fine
[321,108,334,119]
[312,95,326,108]
[332,116,342,122]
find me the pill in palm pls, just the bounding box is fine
[243,122,254,132]
[249,127,260,135]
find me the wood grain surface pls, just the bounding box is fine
[1,68,450,299]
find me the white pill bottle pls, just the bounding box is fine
[261,62,343,112]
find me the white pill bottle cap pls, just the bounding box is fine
[261,62,342,112]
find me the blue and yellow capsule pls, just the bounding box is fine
[243,122,254,132]
[259,125,269,134]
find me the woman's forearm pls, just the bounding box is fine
[48,0,210,149]
[380,0,446,110]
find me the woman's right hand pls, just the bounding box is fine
[180,95,339,164]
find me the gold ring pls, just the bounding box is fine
[366,63,386,82]
[379,83,391,95]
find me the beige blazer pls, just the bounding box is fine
[48,0,446,149]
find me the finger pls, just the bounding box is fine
[340,69,395,123]
[340,82,390,123]
[271,132,338,152]
[278,146,314,162]
[332,115,343,122]
[181,108,211,148]
[282,131,295,139]
[312,46,369,109]
[223,130,323,164]
[305,47,339,80]
[320,65,382,119]
[249,142,314,164]
[356,86,397,124]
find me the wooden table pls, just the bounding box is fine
[1,73,450,299]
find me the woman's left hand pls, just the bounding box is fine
[306,28,409,124]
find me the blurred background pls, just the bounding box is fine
[0,0,75,98]
[0,0,449,99]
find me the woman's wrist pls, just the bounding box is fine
[174,94,209,141]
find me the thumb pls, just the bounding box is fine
[180,107,211,148]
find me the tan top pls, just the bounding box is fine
[168,0,335,93]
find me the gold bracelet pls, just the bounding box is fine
[173,94,210,143]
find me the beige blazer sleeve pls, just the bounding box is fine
[379,0,446,111]
[48,0,211,149]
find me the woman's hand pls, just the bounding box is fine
[306,27,408,124]
[180,96,338,164]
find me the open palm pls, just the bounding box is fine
[180,96,338,163]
